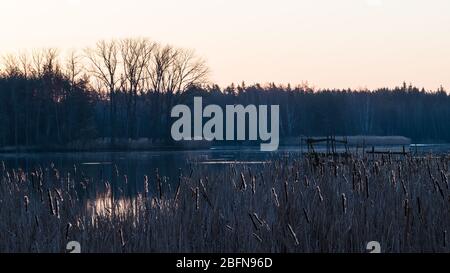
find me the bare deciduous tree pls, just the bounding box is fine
[2,54,21,77]
[65,50,84,87]
[120,38,156,138]
[31,49,45,77]
[147,44,177,93]
[173,48,209,93]
[85,40,120,145]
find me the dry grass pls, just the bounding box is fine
[0,153,450,253]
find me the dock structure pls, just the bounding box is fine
[304,136,349,156]
[366,145,409,156]
[302,136,411,158]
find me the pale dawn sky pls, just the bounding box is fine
[1,0,449,90]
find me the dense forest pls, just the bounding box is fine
[0,39,449,149]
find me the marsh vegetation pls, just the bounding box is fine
[1,151,449,253]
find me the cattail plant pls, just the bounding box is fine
[143,175,149,199]
[342,193,347,215]
[287,224,299,246]
[66,223,72,240]
[284,180,289,203]
[252,213,264,227]
[251,176,256,195]
[23,195,29,212]
[195,187,200,210]
[156,168,162,199]
[240,172,247,191]
[253,233,263,243]
[316,186,323,202]
[248,213,260,231]
[119,228,126,248]
[365,175,369,198]
[47,189,55,216]
[199,179,212,208]
[303,208,311,223]
[304,175,309,187]
[271,188,280,207]
[441,170,448,189]
[417,197,422,216]
[55,198,60,219]
[401,179,408,196]
[1,154,450,253]
[404,198,410,218]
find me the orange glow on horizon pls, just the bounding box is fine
[1,0,449,90]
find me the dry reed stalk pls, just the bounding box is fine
[374,161,380,174]
[441,170,448,189]
[303,208,311,223]
[252,233,263,243]
[343,174,350,185]
[316,186,323,202]
[401,179,408,196]
[24,195,29,212]
[31,172,36,190]
[39,188,44,203]
[143,175,149,199]
[55,198,60,219]
[156,169,162,199]
[66,223,72,240]
[47,189,55,216]
[119,228,126,248]
[225,225,234,232]
[333,162,338,178]
[174,179,181,203]
[390,170,396,187]
[416,197,422,216]
[195,187,200,210]
[199,179,213,208]
[435,180,445,199]
[342,193,347,215]
[252,213,264,227]
[248,213,259,231]
[54,188,63,202]
[365,175,369,198]
[404,198,409,217]
[271,188,280,207]
[66,173,71,192]
[357,170,363,192]
[287,224,299,246]
[284,180,289,203]
[260,172,265,186]
[251,176,256,195]
[240,172,247,191]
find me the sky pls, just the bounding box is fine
[1,0,450,90]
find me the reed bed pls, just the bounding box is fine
[0,153,450,253]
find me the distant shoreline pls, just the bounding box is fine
[0,135,420,154]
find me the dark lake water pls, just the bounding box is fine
[0,144,449,195]
[0,147,292,192]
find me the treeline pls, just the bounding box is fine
[0,39,449,148]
